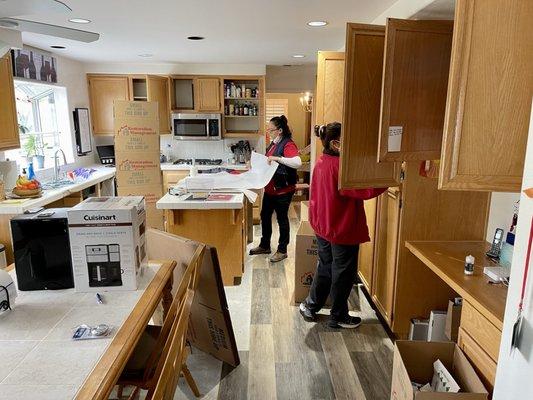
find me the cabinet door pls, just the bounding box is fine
[0,53,20,150]
[196,77,221,112]
[339,23,400,189]
[88,75,130,134]
[314,51,345,162]
[358,196,378,291]
[439,0,533,192]
[372,188,400,324]
[147,75,171,134]
[378,19,453,162]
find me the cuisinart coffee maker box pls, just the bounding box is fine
[67,196,147,292]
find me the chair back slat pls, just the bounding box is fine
[143,244,206,382]
[151,289,195,400]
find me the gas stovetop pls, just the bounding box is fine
[173,158,223,166]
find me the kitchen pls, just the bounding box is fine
[0,0,532,399]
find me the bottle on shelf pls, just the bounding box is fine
[241,84,246,97]
[235,103,240,116]
[243,103,249,116]
[50,58,57,82]
[28,52,36,80]
[251,88,256,98]
[229,103,235,115]
[245,88,251,98]
[230,82,236,98]
[39,55,47,81]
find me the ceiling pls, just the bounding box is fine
[9,0,398,65]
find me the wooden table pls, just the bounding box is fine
[0,260,175,400]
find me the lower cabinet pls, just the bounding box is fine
[357,197,378,290]
[162,170,189,193]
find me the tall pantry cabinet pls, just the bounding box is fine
[339,22,491,338]
[0,53,20,150]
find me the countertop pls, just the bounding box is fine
[405,240,508,329]
[160,162,249,171]
[0,166,115,215]
[157,192,244,210]
[0,262,164,400]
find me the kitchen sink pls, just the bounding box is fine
[41,180,74,190]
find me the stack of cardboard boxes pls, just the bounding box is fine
[113,100,164,230]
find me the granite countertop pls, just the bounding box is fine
[0,264,158,399]
[156,192,244,210]
[0,165,116,215]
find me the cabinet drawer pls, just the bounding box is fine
[461,301,501,361]
[458,327,497,388]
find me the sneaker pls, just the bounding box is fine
[269,251,288,263]
[249,246,271,255]
[299,301,317,322]
[327,316,362,329]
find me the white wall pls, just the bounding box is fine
[486,193,521,242]
[371,0,436,24]
[494,103,533,399]
[83,62,265,76]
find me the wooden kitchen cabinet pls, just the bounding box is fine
[358,197,378,291]
[162,170,189,193]
[314,51,345,163]
[87,74,130,134]
[339,23,400,189]
[371,188,400,324]
[378,19,453,162]
[439,0,533,192]
[147,75,171,134]
[195,77,221,112]
[0,53,20,150]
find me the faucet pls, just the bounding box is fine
[54,148,67,182]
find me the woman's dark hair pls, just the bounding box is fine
[270,115,292,139]
[315,122,341,154]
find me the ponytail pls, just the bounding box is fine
[270,115,292,139]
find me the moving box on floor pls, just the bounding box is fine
[391,341,488,400]
[293,221,318,304]
[146,229,239,367]
[300,200,309,222]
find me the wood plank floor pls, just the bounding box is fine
[165,210,393,400]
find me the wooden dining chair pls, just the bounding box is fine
[116,244,205,399]
[151,288,195,400]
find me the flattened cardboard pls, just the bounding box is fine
[146,229,239,367]
[445,301,462,342]
[391,341,488,400]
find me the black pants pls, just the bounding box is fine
[306,236,359,321]
[259,192,294,253]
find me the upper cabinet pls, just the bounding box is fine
[195,77,221,112]
[314,51,345,161]
[378,19,453,162]
[147,75,171,134]
[339,23,400,189]
[439,0,533,192]
[87,74,130,135]
[0,53,20,150]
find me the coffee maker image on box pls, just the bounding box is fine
[85,244,123,287]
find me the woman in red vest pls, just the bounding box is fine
[299,122,386,329]
[250,115,302,263]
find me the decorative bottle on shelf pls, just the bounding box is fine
[28,53,36,79]
[50,59,57,82]
[40,55,47,81]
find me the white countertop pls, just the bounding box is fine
[0,263,158,400]
[0,165,115,215]
[157,192,244,210]
[160,162,249,171]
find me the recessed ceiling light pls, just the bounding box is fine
[138,53,153,58]
[292,54,305,58]
[307,21,328,27]
[187,36,205,41]
[51,45,66,49]
[68,18,91,24]
[0,20,19,28]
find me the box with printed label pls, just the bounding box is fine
[67,196,147,292]
[293,221,318,304]
[115,154,162,187]
[118,184,164,230]
[114,121,160,153]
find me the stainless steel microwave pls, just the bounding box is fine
[171,113,222,141]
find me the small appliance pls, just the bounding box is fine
[0,268,16,312]
[10,208,74,290]
[172,113,221,140]
[96,145,115,166]
[86,244,122,287]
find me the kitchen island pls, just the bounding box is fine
[157,192,248,285]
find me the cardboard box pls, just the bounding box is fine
[300,200,309,222]
[115,154,162,186]
[114,122,160,153]
[445,300,462,342]
[428,311,448,342]
[67,196,147,292]
[391,341,488,400]
[118,184,164,230]
[293,221,318,303]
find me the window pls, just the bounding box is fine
[6,80,74,170]
[265,98,289,127]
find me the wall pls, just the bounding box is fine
[84,62,265,76]
[266,65,316,93]
[265,93,310,149]
[494,104,533,400]
[371,0,436,24]
[486,193,521,242]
